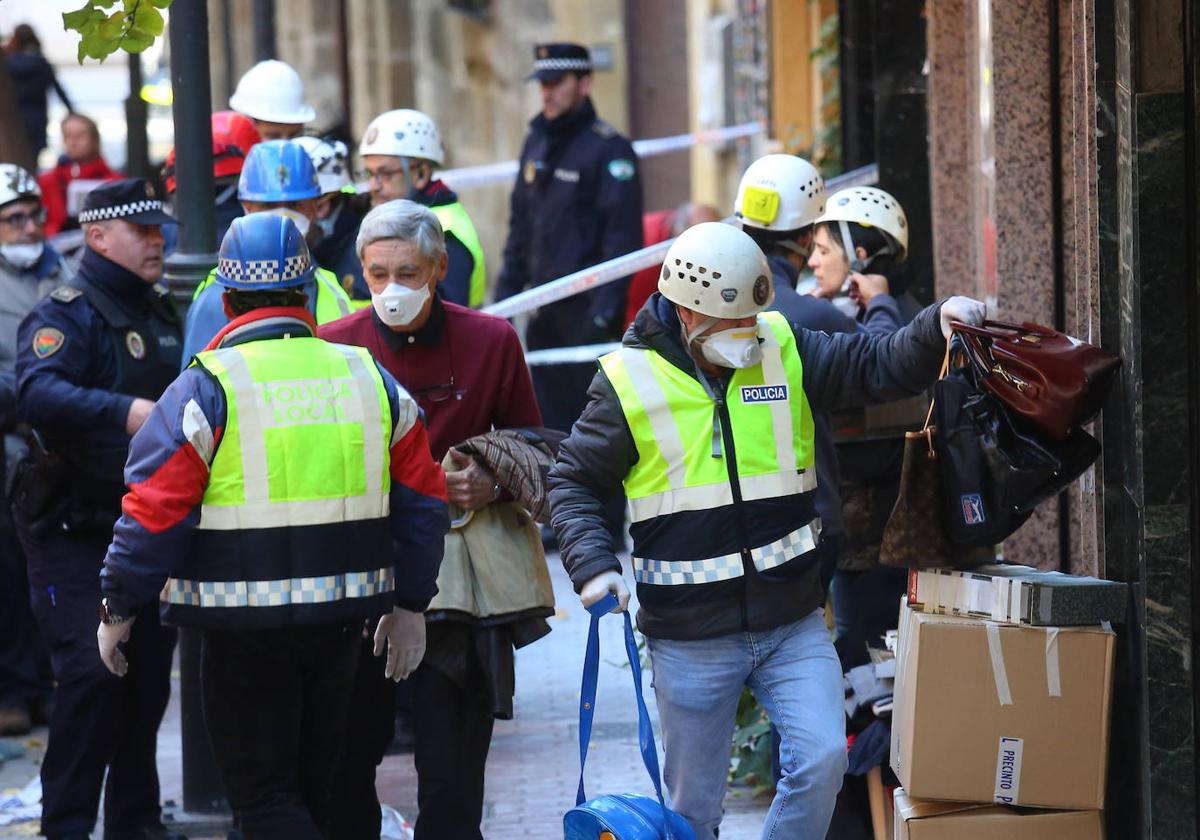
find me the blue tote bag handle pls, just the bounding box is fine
[575,593,670,817]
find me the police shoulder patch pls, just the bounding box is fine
[49,287,83,304]
[607,158,636,182]
[32,327,65,358]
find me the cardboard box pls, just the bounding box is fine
[907,564,1127,626]
[893,788,1105,839]
[890,600,1114,810]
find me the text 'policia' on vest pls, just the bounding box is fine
[601,309,820,587]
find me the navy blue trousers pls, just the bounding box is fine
[19,527,176,837]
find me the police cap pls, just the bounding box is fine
[78,178,174,226]
[527,42,592,82]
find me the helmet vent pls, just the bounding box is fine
[712,271,722,280]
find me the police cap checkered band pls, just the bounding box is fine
[78,177,175,225]
[78,199,166,224]
[533,57,592,72]
[218,254,310,286]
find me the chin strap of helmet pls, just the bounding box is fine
[679,313,726,459]
[838,219,899,275]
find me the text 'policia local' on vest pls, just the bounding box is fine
[162,337,397,629]
[600,311,820,587]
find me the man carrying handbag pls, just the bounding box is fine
[548,222,984,839]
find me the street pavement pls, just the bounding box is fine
[0,552,773,838]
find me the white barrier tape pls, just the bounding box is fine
[485,236,678,319]
[354,122,765,194]
[485,162,881,322]
[524,342,621,366]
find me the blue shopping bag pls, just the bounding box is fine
[563,594,696,840]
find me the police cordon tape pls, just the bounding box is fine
[354,122,766,194]
[484,162,880,329]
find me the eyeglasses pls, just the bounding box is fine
[360,167,406,183]
[409,376,467,404]
[0,208,46,228]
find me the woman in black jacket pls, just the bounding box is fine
[5,24,74,160]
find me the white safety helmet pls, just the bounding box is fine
[813,186,909,265]
[359,109,444,166]
[229,60,316,125]
[0,164,40,207]
[294,136,352,195]
[658,222,773,319]
[734,154,825,232]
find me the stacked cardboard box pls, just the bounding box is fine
[889,563,1120,838]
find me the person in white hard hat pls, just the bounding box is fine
[295,135,371,299]
[358,109,487,308]
[228,59,315,141]
[808,186,929,667]
[735,153,857,605]
[0,163,61,738]
[808,186,918,331]
[548,221,986,840]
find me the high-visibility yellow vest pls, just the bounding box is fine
[162,336,397,627]
[599,310,819,585]
[194,266,354,324]
[432,201,487,308]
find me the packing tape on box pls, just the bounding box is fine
[1045,627,1062,697]
[985,622,1014,706]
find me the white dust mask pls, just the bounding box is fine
[0,242,44,269]
[372,282,430,327]
[696,324,762,369]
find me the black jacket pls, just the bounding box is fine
[495,98,643,341]
[548,292,949,641]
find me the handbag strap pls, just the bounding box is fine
[576,593,671,822]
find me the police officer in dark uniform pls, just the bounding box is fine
[12,179,184,840]
[496,42,644,434]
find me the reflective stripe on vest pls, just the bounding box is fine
[632,521,821,585]
[431,202,487,308]
[194,267,353,324]
[189,338,391,531]
[600,310,816,525]
[162,567,395,608]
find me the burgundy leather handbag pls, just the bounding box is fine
[950,320,1121,440]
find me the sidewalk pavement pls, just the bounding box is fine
[0,551,773,838]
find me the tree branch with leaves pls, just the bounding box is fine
[62,0,173,63]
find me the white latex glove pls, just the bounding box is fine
[373,607,426,681]
[579,569,631,613]
[939,296,988,338]
[98,618,134,677]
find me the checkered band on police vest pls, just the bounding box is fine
[78,199,165,224]
[218,254,310,285]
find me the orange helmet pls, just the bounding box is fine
[162,111,261,193]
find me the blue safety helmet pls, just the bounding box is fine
[214,212,316,290]
[238,139,321,202]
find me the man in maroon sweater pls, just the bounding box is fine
[320,199,543,839]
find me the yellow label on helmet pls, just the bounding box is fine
[740,185,780,225]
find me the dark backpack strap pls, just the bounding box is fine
[576,594,672,826]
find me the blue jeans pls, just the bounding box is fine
[647,609,846,840]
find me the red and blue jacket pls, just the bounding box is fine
[100,306,449,625]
